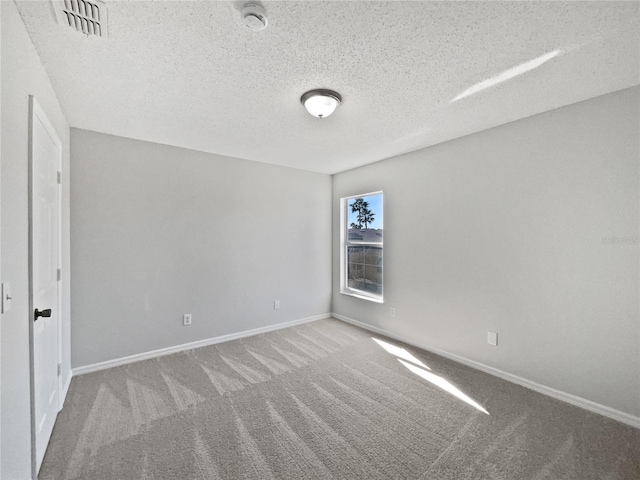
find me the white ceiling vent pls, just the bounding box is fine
[52,0,108,38]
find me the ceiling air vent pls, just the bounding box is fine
[52,0,108,38]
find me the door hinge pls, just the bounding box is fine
[57,364,61,376]
[57,269,61,281]
[57,171,61,184]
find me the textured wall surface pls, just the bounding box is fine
[1,2,72,478]
[71,129,331,368]
[332,86,640,417]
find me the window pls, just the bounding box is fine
[341,192,383,302]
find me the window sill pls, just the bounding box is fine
[340,290,384,304]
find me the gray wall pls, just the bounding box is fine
[71,129,332,368]
[1,2,72,478]
[332,86,640,417]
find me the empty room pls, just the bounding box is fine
[1,1,639,479]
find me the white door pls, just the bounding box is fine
[30,97,61,471]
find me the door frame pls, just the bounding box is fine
[28,95,63,476]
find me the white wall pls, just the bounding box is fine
[0,3,3,477]
[71,129,332,368]
[1,2,72,478]
[332,86,640,418]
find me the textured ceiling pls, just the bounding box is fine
[15,1,640,174]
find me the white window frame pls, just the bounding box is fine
[340,191,384,303]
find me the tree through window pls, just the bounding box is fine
[342,193,383,301]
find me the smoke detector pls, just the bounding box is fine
[241,3,268,31]
[52,0,108,38]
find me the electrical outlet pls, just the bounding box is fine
[487,331,498,346]
[183,314,192,326]
[390,307,396,317]
[274,300,280,310]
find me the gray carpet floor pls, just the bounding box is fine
[39,318,639,479]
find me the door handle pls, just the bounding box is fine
[34,308,52,322]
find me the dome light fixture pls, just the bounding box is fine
[300,89,342,119]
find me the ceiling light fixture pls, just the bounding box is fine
[300,89,342,119]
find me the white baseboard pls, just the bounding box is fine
[73,314,330,376]
[332,313,640,430]
[58,372,73,412]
